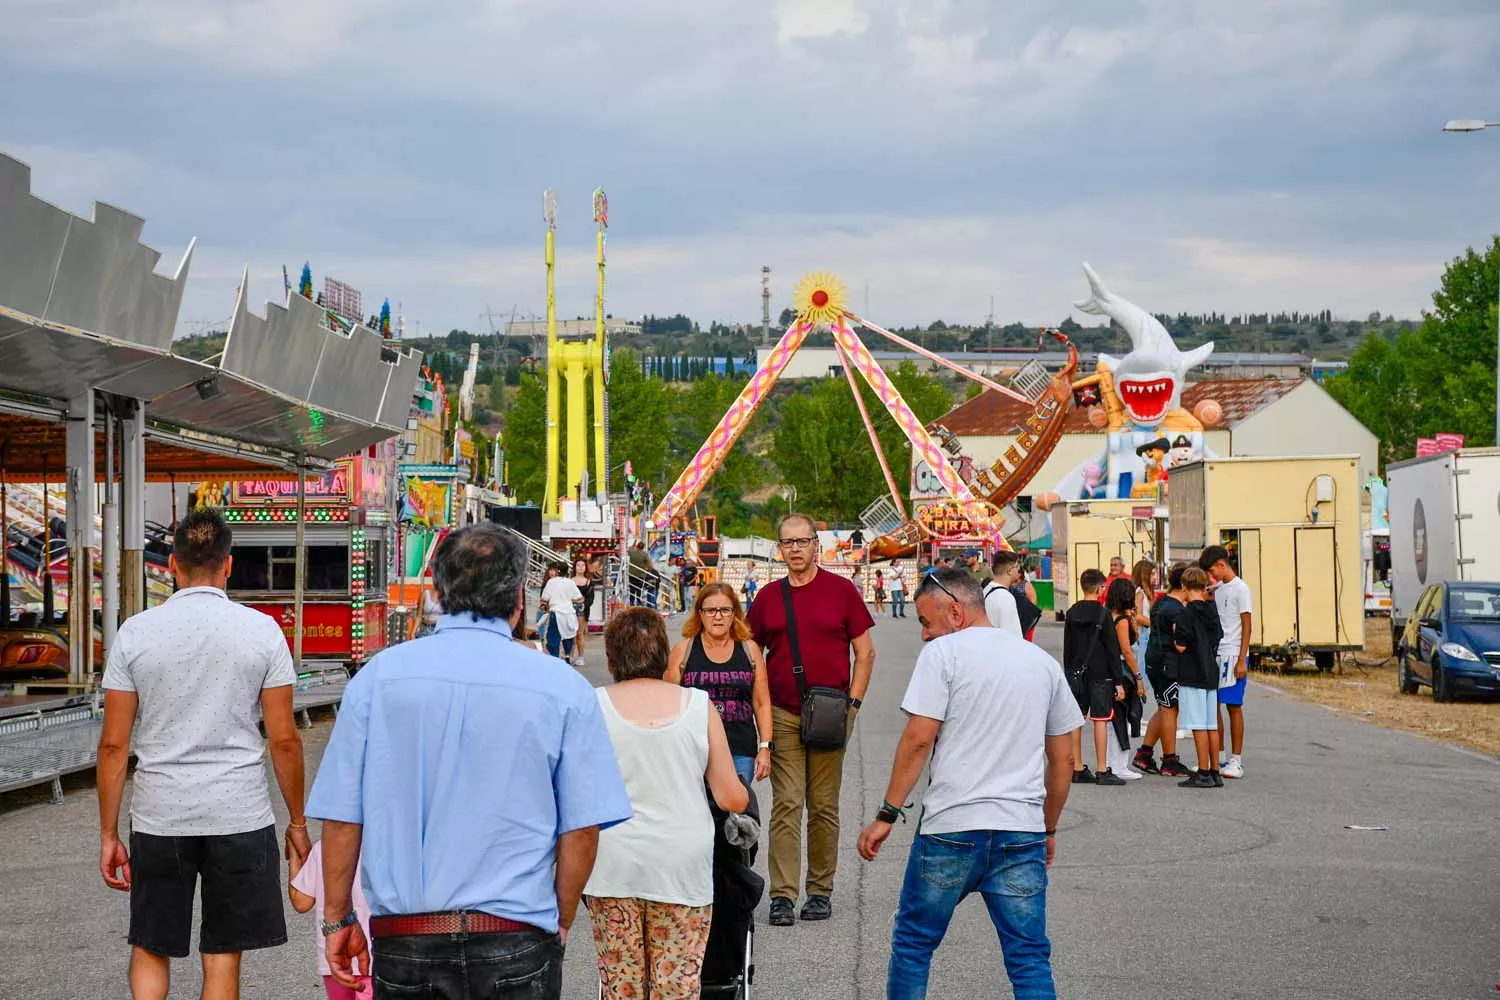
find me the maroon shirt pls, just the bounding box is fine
[748,569,875,714]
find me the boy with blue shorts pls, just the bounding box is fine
[1173,567,1224,789]
[1201,545,1252,779]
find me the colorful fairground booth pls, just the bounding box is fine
[0,149,421,741]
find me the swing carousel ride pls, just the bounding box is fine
[649,272,1080,559]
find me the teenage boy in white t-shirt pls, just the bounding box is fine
[1201,545,1252,779]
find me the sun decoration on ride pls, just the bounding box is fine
[793,272,849,328]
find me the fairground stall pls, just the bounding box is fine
[208,455,394,671]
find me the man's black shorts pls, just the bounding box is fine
[1073,680,1116,721]
[1146,666,1179,710]
[129,825,287,957]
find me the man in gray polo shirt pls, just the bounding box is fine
[858,567,1082,1000]
[97,508,311,1000]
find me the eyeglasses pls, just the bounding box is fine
[923,574,959,604]
[779,537,816,549]
[700,606,735,617]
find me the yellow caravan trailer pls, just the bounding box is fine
[1050,498,1159,614]
[1168,455,1363,670]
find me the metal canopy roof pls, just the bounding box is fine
[0,151,419,467]
[0,408,309,482]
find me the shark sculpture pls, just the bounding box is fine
[1075,263,1214,427]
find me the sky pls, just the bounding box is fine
[4,0,1499,337]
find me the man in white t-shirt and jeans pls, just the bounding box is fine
[1200,545,1252,779]
[858,568,1082,1000]
[97,508,310,1000]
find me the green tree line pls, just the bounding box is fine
[1325,237,1498,469]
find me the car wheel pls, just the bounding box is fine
[1398,654,1420,695]
[1432,660,1452,703]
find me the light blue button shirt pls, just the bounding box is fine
[306,614,631,931]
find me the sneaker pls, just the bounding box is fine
[1218,752,1228,768]
[800,895,832,921]
[1159,755,1193,778]
[1132,748,1161,775]
[1221,757,1244,779]
[1179,770,1216,789]
[1211,770,1225,787]
[1072,766,1097,784]
[1117,767,1143,781]
[1095,769,1127,786]
[769,898,795,926]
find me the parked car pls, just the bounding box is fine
[1397,582,1500,701]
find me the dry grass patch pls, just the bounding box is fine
[1255,618,1500,757]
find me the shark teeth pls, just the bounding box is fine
[1120,378,1172,400]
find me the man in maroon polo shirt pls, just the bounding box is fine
[749,513,876,927]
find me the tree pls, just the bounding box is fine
[501,375,547,502]
[1326,236,1499,466]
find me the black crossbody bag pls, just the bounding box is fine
[782,579,850,751]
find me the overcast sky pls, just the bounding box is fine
[5,0,1499,336]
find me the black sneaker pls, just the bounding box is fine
[1211,770,1224,788]
[1132,748,1160,775]
[769,898,795,926]
[1072,766,1096,784]
[1159,755,1192,778]
[1179,770,1216,789]
[800,895,832,921]
[1095,768,1126,786]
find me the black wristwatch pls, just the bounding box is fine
[875,800,906,824]
[849,697,863,710]
[321,912,358,937]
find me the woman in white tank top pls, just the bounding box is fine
[584,609,749,1000]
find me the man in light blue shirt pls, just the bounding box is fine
[308,524,632,999]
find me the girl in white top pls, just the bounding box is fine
[585,608,749,1000]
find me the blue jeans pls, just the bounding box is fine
[373,927,563,999]
[733,754,755,785]
[891,592,906,617]
[888,830,1055,1000]
[544,615,574,659]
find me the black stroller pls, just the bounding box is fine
[701,780,763,999]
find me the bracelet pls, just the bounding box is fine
[876,800,908,824]
[1045,829,1057,836]
[287,821,307,831]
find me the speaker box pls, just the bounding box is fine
[487,505,543,541]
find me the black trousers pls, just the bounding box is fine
[373,929,563,1000]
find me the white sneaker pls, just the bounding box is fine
[1218,752,1228,768]
[1118,766,1143,780]
[1222,757,1244,779]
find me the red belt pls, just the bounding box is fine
[369,912,538,938]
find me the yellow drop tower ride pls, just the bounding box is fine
[542,188,610,517]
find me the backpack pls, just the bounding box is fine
[1011,583,1043,635]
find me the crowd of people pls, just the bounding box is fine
[93,507,1255,1000]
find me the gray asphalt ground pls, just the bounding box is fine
[2,616,1498,999]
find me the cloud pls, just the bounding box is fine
[2,0,1497,338]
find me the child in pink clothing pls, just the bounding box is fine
[289,840,373,1000]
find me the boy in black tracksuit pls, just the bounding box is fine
[1064,569,1128,786]
[1173,567,1225,788]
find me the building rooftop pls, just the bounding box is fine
[933,377,1307,437]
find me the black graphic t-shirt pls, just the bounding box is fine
[680,636,757,757]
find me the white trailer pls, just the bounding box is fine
[1387,448,1500,629]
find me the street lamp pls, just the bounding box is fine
[1442,119,1500,133]
[1442,118,1500,446]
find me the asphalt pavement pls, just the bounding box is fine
[2,616,1497,999]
